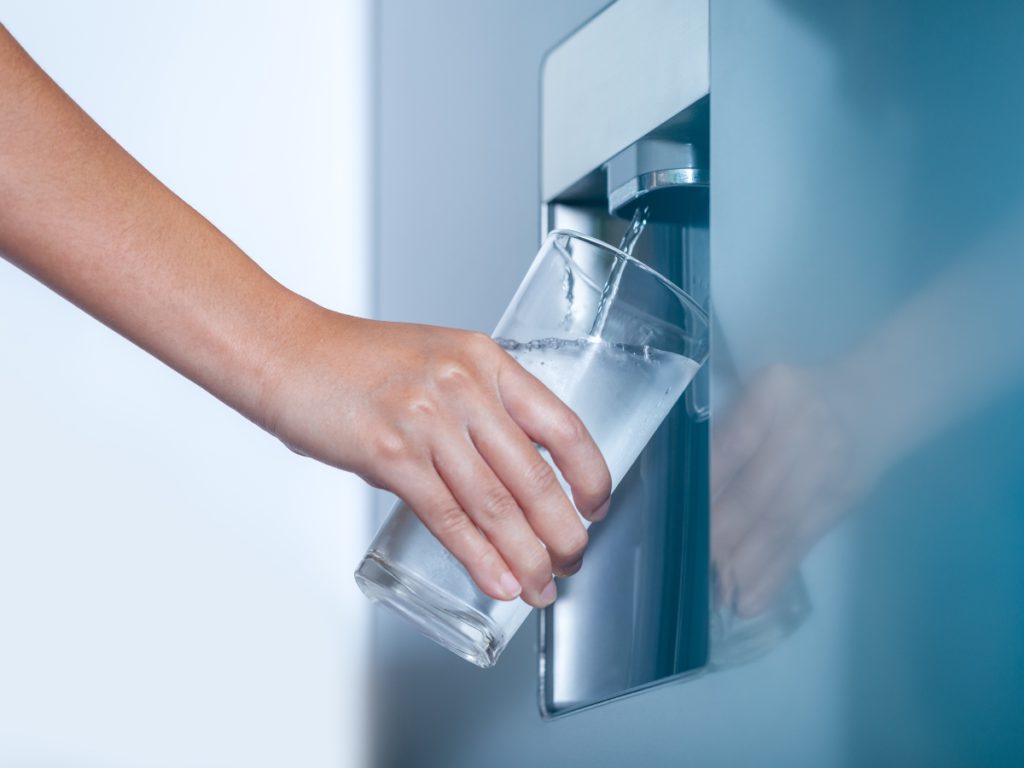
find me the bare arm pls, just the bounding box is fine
[711,208,1024,616]
[0,25,611,608]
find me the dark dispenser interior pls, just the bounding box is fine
[539,97,711,717]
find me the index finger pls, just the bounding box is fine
[497,359,612,521]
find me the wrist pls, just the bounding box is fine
[240,290,335,434]
[247,297,364,443]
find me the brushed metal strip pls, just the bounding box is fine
[541,0,709,202]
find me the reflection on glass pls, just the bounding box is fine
[709,565,811,669]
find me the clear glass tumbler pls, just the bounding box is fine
[354,229,710,667]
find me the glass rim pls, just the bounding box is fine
[548,228,710,328]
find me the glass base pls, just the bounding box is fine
[354,550,505,668]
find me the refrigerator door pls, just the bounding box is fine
[539,0,713,716]
[372,1,1024,765]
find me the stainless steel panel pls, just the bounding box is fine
[539,111,711,715]
[375,1,1024,764]
[541,0,708,201]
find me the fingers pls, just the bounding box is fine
[728,529,803,618]
[730,449,850,616]
[712,427,812,609]
[726,491,823,618]
[391,470,523,604]
[361,331,614,609]
[432,431,559,608]
[715,440,845,616]
[468,408,589,577]
[711,430,797,568]
[498,359,612,522]
[710,367,784,501]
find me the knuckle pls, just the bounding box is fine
[521,544,553,581]
[552,411,586,449]
[433,502,471,538]
[433,359,473,391]
[465,330,497,356]
[523,457,559,495]
[587,466,613,502]
[430,358,481,399]
[370,429,409,463]
[558,526,589,562]
[404,396,438,419]
[474,547,507,579]
[478,486,519,525]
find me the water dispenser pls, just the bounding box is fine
[538,0,711,717]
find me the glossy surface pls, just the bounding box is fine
[372,1,1024,765]
[540,193,713,715]
[357,230,706,668]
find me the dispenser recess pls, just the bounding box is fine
[539,0,711,718]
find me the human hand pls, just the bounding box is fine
[711,363,877,617]
[257,310,612,609]
[0,26,610,610]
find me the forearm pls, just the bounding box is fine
[711,222,1024,615]
[837,211,1024,471]
[0,25,613,607]
[0,24,324,424]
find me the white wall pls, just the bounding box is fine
[0,2,370,766]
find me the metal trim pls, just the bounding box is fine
[609,167,709,213]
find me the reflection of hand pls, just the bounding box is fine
[261,313,612,609]
[711,363,876,617]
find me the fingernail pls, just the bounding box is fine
[590,497,612,522]
[540,579,558,606]
[499,571,522,600]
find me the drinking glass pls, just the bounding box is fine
[355,229,710,667]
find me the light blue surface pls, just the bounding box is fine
[372,1,1024,765]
